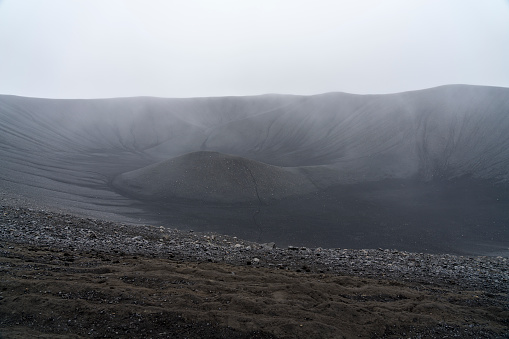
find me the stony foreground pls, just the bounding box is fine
[1,206,508,338]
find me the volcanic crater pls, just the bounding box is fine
[1,84,509,255]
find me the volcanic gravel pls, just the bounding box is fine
[1,205,508,338]
[1,206,507,294]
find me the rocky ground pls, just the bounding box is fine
[1,205,508,338]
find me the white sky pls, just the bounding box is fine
[0,0,508,98]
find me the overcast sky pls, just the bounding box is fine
[1,0,508,99]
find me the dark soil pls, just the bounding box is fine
[0,206,508,338]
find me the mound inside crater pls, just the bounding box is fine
[112,151,316,203]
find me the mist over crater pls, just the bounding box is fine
[1,85,508,255]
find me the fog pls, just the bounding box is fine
[1,85,508,256]
[1,1,509,255]
[0,0,508,98]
